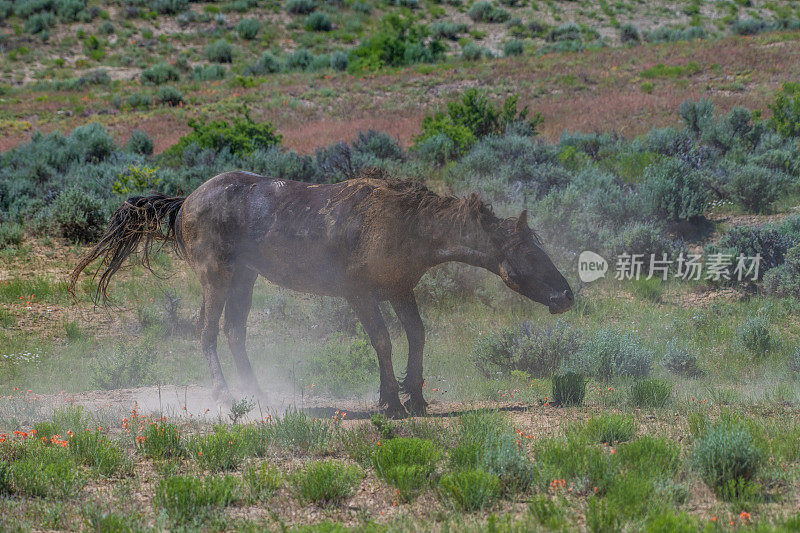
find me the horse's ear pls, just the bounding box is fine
[515,210,528,231]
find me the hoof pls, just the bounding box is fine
[383,402,408,420]
[213,387,234,407]
[404,398,428,417]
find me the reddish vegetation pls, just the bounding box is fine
[1,34,798,154]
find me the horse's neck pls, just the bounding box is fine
[423,212,500,274]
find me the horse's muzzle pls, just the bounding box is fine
[548,289,574,314]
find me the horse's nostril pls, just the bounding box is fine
[564,289,574,300]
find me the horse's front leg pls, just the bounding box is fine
[391,294,428,416]
[348,294,406,418]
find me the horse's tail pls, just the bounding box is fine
[68,193,186,303]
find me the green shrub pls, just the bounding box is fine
[90,345,156,389]
[573,328,652,379]
[0,0,11,21]
[287,47,315,71]
[98,20,114,35]
[709,224,795,276]
[551,372,586,406]
[470,320,582,378]
[156,86,183,106]
[138,423,183,460]
[468,1,510,23]
[126,130,154,156]
[457,410,534,492]
[679,98,714,135]
[644,25,706,43]
[583,413,636,444]
[154,475,241,525]
[306,333,378,397]
[246,51,283,75]
[243,462,282,501]
[547,22,582,42]
[70,121,115,162]
[768,82,800,138]
[328,51,348,71]
[205,39,233,63]
[0,222,24,248]
[439,469,500,511]
[736,315,772,358]
[291,460,362,506]
[24,12,56,35]
[236,18,260,39]
[692,422,762,498]
[430,21,468,40]
[52,186,105,243]
[164,115,281,160]
[192,64,227,81]
[764,244,800,297]
[629,378,672,408]
[286,0,316,14]
[193,426,249,471]
[448,443,483,470]
[641,157,708,222]
[620,23,640,43]
[348,13,444,71]
[152,0,187,14]
[732,18,769,35]
[373,438,440,501]
[662,339,702,377]
[617,436,681,477]
[126,91,153,110]
[728,164,789,214]
[141,62,179,85]
[413,88,542,162]
[503,39,524,56]
[305,11,331,31]
[462,42,490,61]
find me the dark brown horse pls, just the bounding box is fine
[70,169,573,416]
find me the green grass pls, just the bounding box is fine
[439,469,500,511]
[137,423,184,460]
[640,61,701,79]
[192,426,248,472]
[629,378,673,408]
[154,474,242,525]
[242,462,282,502]
[373,438,441,501]
[290,460,363,506]
[3,441,85,498]
[68,430,131,477]
[581,413,637,444]
[0,277,68,304]
[266,409,334,454]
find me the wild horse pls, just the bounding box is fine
[70,169,573,417]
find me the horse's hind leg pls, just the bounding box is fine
[224,267,263,397]
[199,271,233,404]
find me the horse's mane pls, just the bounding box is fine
[359,167,501,233]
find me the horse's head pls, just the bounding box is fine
[493,210,574,314]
